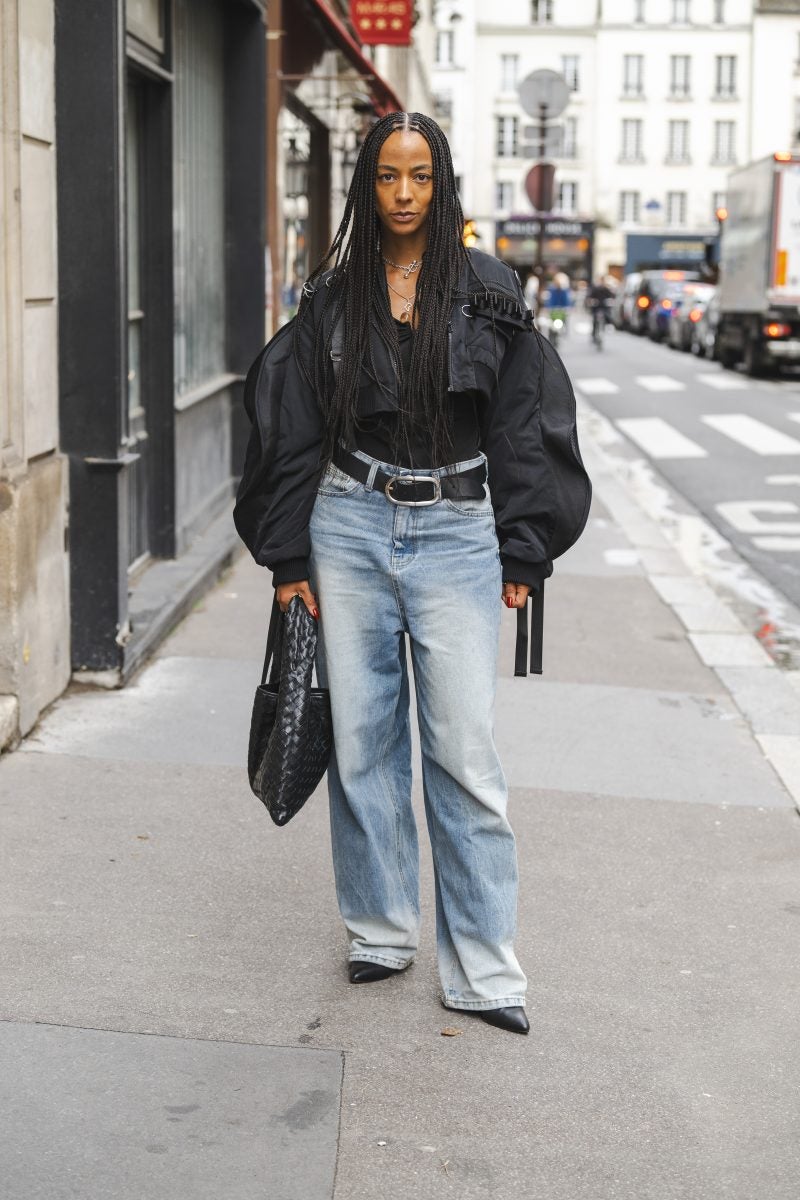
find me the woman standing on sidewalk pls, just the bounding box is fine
[234,112,559,1036]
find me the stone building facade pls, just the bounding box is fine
[0,0,69,749]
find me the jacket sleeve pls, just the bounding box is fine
[480,312,556,591]
[232,310,325,586]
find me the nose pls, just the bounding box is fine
[395,175,412,203]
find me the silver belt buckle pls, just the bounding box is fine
[384,474,442,506]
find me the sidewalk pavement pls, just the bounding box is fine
[1,426,799,1199]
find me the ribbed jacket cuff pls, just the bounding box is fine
[271,558,310,586]
[500,556,550,589]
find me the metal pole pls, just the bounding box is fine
[534,100,548,280]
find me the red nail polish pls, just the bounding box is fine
[312,607,320,620]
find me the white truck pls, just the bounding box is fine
[716,153,800,376]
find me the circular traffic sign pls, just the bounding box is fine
[517,69,570,119]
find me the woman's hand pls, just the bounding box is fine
[502,582,530,609]
[276,580,319,619]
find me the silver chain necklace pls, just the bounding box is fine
[382,254,421,280]
[386,278,416,322]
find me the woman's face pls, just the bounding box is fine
[374,130,433,239]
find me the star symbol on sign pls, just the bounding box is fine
[376,17,387,26]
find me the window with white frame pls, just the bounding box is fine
[623,54,644,98]
[667,119,690,162]
[712,120,736,163]
[435,29,453,65]
[562,55,580,93]
[671,0,690,22]
[670,56,691,99]
[714,0,725,22]
[531,0,553,23]
[712,190,726,219]
[714,56,737,99]
[621,119,643,161]
[634,0,646,22]
[561,115,577,158]
[500,54,519,93]
[619,191,640,223]
[558,181,578,214]
[495,115,518,158]
[495,181,513,212]
[666,191,687,226]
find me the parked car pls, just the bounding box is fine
[612,272,642,330]
[666,284,716,351]
[690,290,721,358]
[629,269,701,336]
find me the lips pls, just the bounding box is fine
[392,212,416,220]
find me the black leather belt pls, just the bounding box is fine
[332,445,487,506]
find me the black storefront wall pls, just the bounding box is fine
[55,0,266,675]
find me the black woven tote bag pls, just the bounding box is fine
[247,594,332,826]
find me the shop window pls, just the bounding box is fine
[127,0,166,53]
[172,0,226,397]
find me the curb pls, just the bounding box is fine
[577,393,800,813]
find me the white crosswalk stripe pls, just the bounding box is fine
[788,413,800,426]
[616,417,708,459]
[701,414,800,455]
[574,377,620,395]
[635,375,686,392]
[694,372,749,390]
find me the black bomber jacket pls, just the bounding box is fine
[233,249,558,593]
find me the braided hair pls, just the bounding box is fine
[295,111,486,468]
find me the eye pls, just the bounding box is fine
[414,173,432,184]
[377,172,395,183]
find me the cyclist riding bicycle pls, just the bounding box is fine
[586,279,614,346]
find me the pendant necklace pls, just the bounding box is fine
[382,254,421,280]
[386,278,416,323]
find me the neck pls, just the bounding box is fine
[381,231,428,266]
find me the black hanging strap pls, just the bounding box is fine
[261,594,283,686]
[514,582,545,677]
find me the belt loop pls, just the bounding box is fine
[365,461,379,490]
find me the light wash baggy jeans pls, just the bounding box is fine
[308,446,527,1011]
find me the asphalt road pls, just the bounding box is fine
[560,316,800,613]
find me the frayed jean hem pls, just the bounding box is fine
[348,952,413,970]
[441,994,526,1011]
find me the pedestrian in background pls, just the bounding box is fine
[235,112,564,1035]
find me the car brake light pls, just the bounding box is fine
[660,298,672,309]
[764,322,791,337]
[689,309,702,322]
[637,296,650,308]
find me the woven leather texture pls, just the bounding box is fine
[248,597,332,826]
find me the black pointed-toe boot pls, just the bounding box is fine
[443,1001,530,1035]
[476,1006,530,1034]
[348,960,404,984]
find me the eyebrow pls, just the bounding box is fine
[377,162,432,171]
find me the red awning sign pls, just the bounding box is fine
[350,0,412,47]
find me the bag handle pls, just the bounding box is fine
[514,582,545,677]
[260,593,283,687]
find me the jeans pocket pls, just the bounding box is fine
[317,463,361,497]
[443,481,494,516]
